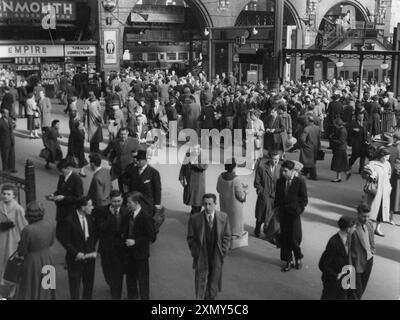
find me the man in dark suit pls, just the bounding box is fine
[87,153,112,208]
[319,216,356,300]
[103,127,139,192]
[0,87,14,116]
[274,160,308,272]
[59,197,97,300]
[187,193,231,300]
[350,203,375,300]
[0,109,16,172]
[48,159,84,240]
[93,190,128,300]
[122,192,155,300]
[263,108,286,152]
[122,149,162,216]
[348,111,370,175]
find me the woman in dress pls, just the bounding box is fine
[362,147,392,236]
[26,93,40,139]
[330,119,351,182]
[16,201,56,300]
[83,91,103,153]
[43,120,63,170]
[247,110,265,170]
[0,184,27,298]
[216,158,248,248]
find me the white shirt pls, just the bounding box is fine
[338,231,349,254]
[77,211,89,240]
[64,170,73,183]
[93,167,102,175]
[138,164,148,175]
[133,207,141,219]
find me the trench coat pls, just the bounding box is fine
[179,161,208,207]
[364,160,392,222]
[39,97,52,128]
[330,126,349,172]
[16,219,56,300]
[299,123,321,168]
[83,99,103,144]
[254,158,281,226]
[187,210,231,300]
[0,199,27,286]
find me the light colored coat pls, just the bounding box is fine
[187,210,231,300]
[364,160,392,222]
[0,199,27,285]
[39,97,52,128]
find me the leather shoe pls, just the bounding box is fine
[331,179,342,183]
[295,259,303,270]
[281,262,293,272]
[374,230,385,237]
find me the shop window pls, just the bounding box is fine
[167,53,177,61]
[132,53,143,61]
[374,69,379,82]
[147,53,158,61]
[179,52,188,60]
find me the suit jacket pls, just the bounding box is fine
[92,204,129,256]
[122,164,162,210]
[274,176,308,218]
[121,207,155,260]
[319,233,349,283]
[87,167,112,208]
[200,105,215,129]
[263,115,286,150]
[60,212,96,264]
[351,221,375,273]
[54,173,84,221]
[103,137,139,179]
[348,120,369,152]
[0,116,14,148]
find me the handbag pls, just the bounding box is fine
[317,149,325,161]
[363,178,378,197]
[3,251,24,284]
[254,137,261,150]
[39,148,50,161]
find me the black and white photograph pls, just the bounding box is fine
[1,0,400,307]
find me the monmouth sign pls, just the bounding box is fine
[0,0,76,20]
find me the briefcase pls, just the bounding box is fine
[3,251,24,284]
[317,150,325,161]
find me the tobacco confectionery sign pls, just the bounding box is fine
[64,45,96,57]
[0,1,76,21]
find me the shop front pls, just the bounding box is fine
[0,42,97,96]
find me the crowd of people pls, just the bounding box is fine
[0,64,399,300]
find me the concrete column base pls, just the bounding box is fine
[231,231,248,249]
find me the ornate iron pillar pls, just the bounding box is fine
[358,52,364,100]
[269,0,284,92]
[25,160,36,205]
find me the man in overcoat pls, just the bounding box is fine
[274,160,308,272]
[299,116,321,180]
[254,150,281,242]
[187,194,231,300]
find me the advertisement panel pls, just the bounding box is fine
[104,30,117,64]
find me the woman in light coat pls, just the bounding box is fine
[216,158,248,248]
[363,147,392,236]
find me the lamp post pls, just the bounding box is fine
[269,0,284,92]
[358,47,365,100]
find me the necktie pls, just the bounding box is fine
[285,179,291,196]
[344,236,349,254]
[208,214,213,229]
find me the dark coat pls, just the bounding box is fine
[0,92,14,113]
[44,127,62,163]
[122,165,162,212]
[0,116,14,148]
[327,101,343,121]
[179,162,208,207]
[92,204,129,256]
[121,208,155,260]
[103,137,140,180]
[187,210,231,300]
[54,173,84,222]
[67,118,87,168]
[254,158,280,224]
[330,126,349,172]
[348,119,370,156]
[263,115,286,151]
[59,213,96,264]
[319,233,350,300]
[200,105,215,129]
[299,123,321,168]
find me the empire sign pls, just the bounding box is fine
[0,0,76,21]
